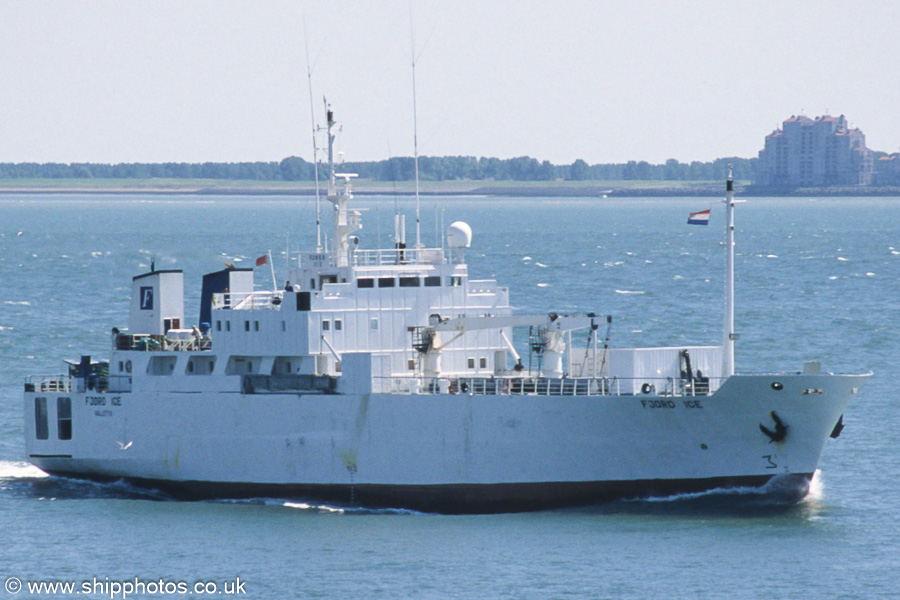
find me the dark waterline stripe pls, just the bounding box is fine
[40,471,812,514]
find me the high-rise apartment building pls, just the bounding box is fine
[756,114,873,188]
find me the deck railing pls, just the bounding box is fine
[352,247,445,266]
[24,372,719,398]
[211,291,284,311]
[25,374,132,394]
[24,375,71,393]
[379,375,723,397]
[114,333,212,352]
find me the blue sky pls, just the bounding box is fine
[1,0,898,165]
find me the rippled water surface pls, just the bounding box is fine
[1,195,897,599]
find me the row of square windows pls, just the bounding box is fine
[214,317,490,334]
[214,318,364,332]
[216,320,269,332]
[357,276,462,289]
[132,355,488,376]
[407,357,488,370]
[212,317,493,338]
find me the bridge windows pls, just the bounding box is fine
[361,275,442,287]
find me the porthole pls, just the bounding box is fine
[771,382,783,391]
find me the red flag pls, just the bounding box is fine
[255,255,267,267]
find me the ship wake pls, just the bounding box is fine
[575,471,828,518]
[215,497,428,516]
[0,461,173,501]
[640,471,819,505]
[1,462,427,513]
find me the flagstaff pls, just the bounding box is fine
[723,164,736,376]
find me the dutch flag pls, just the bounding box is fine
[687,209,710,225]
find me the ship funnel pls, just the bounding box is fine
[129,269,184,335]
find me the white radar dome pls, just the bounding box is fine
[447,221,472,248]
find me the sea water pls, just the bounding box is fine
[0,195,897,599]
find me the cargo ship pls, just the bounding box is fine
[24,107,869,513]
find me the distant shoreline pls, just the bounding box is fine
[1,180,899,198]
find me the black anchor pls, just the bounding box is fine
[760,410,788,443]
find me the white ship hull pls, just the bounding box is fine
[21,108,870,513]
[25,372,865,513]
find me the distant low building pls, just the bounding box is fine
[875,153,900,185]
[756,114,873,188]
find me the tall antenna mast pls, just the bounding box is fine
[325,98,335,194]
[322,101,360,269]
[304,29,323,251]
[410,8,422,248]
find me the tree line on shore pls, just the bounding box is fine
[0,155,756,182]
